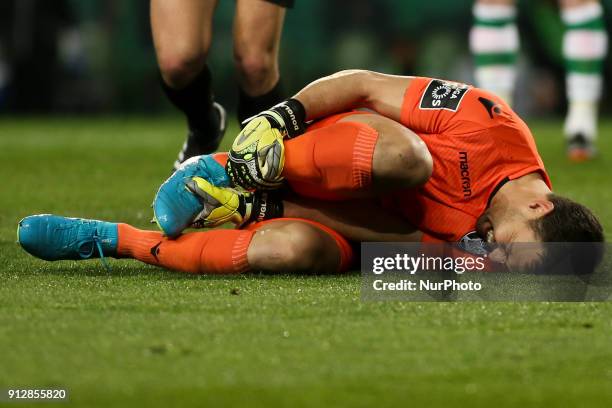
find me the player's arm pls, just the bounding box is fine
[293,69,414,123]
[235,69,464,143]
[227,70,422,189]
[238,69,415,139]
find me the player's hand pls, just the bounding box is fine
[227,116,288,190]
[226,99,306,190]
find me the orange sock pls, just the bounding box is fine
[282,121,378,192]
[116,224,253,274]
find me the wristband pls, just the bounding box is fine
[274,98,307,138]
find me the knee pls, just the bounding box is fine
[158,48,206,89]
[401,135,433,186]
[374,126,433,188]
[250,223,335,273]
[233,48,277,85]
[278,224,328,272]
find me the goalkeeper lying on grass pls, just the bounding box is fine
[18,70,604,274]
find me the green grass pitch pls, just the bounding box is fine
[1,117,611,407]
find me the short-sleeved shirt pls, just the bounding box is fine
[381,77,551,243]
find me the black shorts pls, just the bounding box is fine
[264,0,294,8]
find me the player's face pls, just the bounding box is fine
[476,200,550,271]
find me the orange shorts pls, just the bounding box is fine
[244,217,355,272]
[211,111,367,168]
[283,110,374,201]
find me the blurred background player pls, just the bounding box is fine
[151,0,291,169]
[470,0,608,161]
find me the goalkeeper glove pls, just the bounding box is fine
[227,99,307,190]
[186,177,284,228]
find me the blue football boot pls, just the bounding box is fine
[17,214,118,268]
[153,154,231,238]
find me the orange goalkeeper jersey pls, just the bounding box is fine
[381,77,551,244]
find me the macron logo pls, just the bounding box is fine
[459,151,471,198]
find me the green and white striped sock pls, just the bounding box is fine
[470,3,519,105]
[562,2,607,140]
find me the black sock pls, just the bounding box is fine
[237,80,284,124]
[161,65,218,136]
